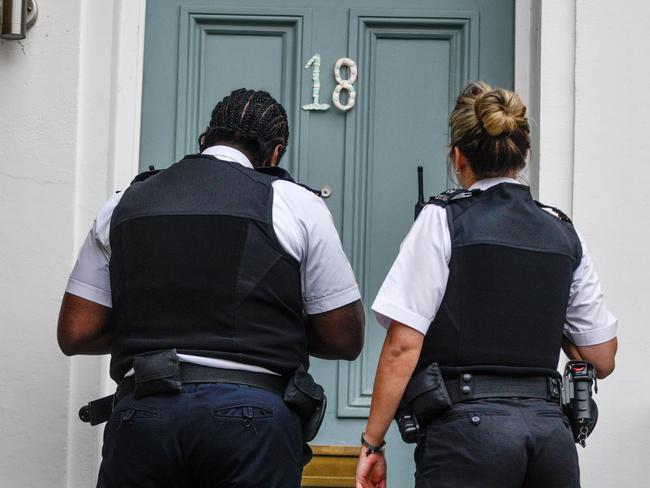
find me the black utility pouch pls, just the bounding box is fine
[283,367,327,442]
[132,349,183,399]
[403,363,453,425]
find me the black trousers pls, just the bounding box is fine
[97,383,305,488]
[414,398,580,488]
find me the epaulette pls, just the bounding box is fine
[428,188,481,206]
[535,201,573,223]
[130,165,162,185]
[256,166,322,197]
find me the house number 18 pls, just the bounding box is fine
[302,54,358,112]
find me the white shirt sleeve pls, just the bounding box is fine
[65,192,123,307]
[371,204,451,334]
[271,180,361,314]
[564,231,618,346]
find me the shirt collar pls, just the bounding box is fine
[469,176,523,191]
[201,145,254,169]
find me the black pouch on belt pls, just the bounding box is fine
[403,363,453,425]
[283,366,327,442]
[132,349,183,399]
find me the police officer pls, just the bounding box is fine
[57,88,365,488]
[355,82,618,488]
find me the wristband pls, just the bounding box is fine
[361,432,386,456]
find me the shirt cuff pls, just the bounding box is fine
[564,320,618,346]
[303,284,361,315]
[371,298,430,335]
[65,277,112,308]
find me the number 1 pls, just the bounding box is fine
[302,54,330,111]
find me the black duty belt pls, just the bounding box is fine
[445,374,561,404]
[115,363,286,405]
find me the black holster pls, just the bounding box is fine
[283,366,327,442]
[396,363,453,443]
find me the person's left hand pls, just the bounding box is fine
[355,449,387,488]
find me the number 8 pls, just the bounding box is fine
[332,58,357,111]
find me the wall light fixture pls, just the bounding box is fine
[1,0,38,40]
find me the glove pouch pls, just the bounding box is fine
[132,349,183,399]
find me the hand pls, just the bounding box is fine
[356,449,387,488]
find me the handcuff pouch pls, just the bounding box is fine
[403,363,453,425]
[283,366,327,442]
[132,349,183,399]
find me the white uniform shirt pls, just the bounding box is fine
[66,145,361,374]
[372,177,618,347]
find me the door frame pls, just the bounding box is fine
[70,0,576,482]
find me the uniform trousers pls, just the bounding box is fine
[97,383,305,488]
[414,397,580,488]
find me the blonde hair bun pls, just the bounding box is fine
[448,81,530,178]
[474,89,527,137]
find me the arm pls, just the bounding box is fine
[564,231,618,379]
[57,292,112,355]
[355,321,423,488]
[364,321,423,443]
[306,299,365,360]
[563,335,617,379]
[58,194,122,356]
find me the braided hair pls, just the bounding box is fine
[198,88,289,167]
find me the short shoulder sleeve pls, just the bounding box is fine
[371,204,452,334]
[564,230,618,346]
[65,192,124,307]
[271,181,360,314]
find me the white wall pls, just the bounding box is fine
[572,1,650,485]
[0,1,81,486]
[0,0,648,486]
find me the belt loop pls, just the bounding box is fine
[460,373,473,399]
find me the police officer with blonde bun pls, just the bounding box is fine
[356,81,618,488]
[58,88,364,487]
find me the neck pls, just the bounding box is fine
[462,170,518,189]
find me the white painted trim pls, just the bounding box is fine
[102,0,147,398]
[514,0,541,193]
[108,0,147,194]
[535,0,576,214]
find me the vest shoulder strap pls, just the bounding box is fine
[130,165,163,185]
[535,201,573,223]
[427,188,481,207]
[255,166,322,197]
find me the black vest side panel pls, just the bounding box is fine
[108,156,306,381]
[418,184,582,373]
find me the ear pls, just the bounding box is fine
[264,144,283,167]
[453,146,469,173]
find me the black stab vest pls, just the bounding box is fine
[108,155,307,382]
[417,183,582,375]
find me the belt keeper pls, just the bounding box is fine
[548,377,561,402]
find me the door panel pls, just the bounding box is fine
[139,1,514,485]
[339,11,479,418]
[174,7,312,176]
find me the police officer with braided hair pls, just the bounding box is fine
[355,82,618,488]
[57,88,364,487]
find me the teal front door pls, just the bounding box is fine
[139,1,514,484]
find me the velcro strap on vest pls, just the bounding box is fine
[446,374,561,404]
[116,363,286,404]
